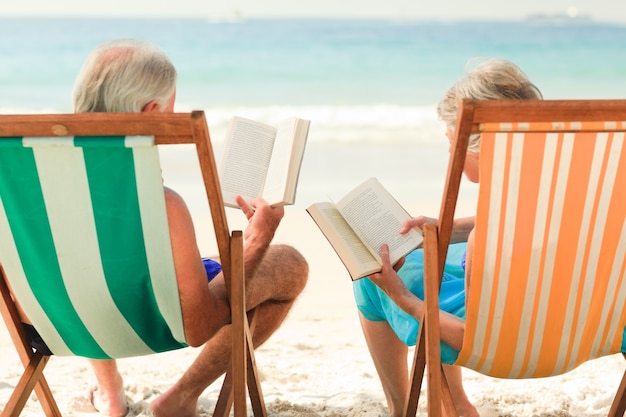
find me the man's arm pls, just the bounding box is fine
[234,195,284,282]
[165,187,230,346]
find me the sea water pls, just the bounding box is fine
[1,18,625,209]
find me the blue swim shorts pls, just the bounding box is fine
[353,242,467,364]
[202,258,222,282]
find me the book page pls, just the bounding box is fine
[336,178,423,265]
[219,116,277,207]
[262,118,310,206]
[306,202,383,280]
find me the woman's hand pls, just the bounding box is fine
[368,244,409,301]
[369,244,426,328]
[401,216,437,234]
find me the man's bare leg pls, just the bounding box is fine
[88,359,128,417]
[150,245,308,417]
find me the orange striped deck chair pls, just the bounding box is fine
[405,99,626,417]
[0,112,266,417]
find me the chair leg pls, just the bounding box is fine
[1,268,61,417]
[422,224,443,416]
[214,232,266,417]
[229,231,248,417]
[32,377,62,417]
[2,353,49,417]
[243,311,266,416]
[440,366,458,417]
[403,327,426,417]
[608,354,626,417]
[213,369,234,417]
[404,347,457,417]
[213,309,267,417]
[424,317,443,416]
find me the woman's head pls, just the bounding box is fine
[437,58,543,152]
[73,39,177,113]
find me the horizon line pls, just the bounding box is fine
[0,14,621,25]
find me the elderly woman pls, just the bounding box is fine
[352,58,543,417]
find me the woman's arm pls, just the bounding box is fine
[368,244,465,350]
[450,216,475,244]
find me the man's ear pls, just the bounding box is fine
[141,100,160,113]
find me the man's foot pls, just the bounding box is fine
[149,389,198,417]
[90,386,128,417]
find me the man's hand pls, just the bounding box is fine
[235,195,284,246]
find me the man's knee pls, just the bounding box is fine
[264,244,309,291]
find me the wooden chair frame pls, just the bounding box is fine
[0,111,265,417]
[403,99,626,417]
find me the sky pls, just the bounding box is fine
[0,0,625,24]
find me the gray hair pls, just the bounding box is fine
[437,58,543,152]
[73,39,177,113]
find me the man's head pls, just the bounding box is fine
[73,38,177,113]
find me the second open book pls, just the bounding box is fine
[307,178,423,280]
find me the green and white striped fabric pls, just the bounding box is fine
[0,135,187,359]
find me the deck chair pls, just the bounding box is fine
[404,99,626,417]
[0,112,266,417]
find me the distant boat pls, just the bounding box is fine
[525,9,593,25]
[206,9,245,24]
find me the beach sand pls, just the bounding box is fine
[1,142,625,416]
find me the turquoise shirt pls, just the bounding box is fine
[353,242,467,364]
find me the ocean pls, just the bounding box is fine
[1,18,626,209]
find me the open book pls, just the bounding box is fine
[219,116,310,207]
[307,178,423,280]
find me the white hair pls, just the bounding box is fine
[437,58,543,152]
[73,39,177,113]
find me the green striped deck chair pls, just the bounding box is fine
[0,112,265,417]
[404,100,626,417]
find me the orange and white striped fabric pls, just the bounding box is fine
[454,122,626,379]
